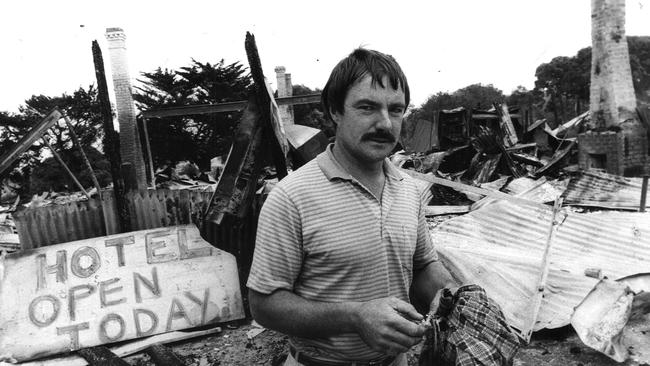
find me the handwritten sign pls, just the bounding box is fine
[0,225,244,362]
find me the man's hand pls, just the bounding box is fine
[352,297,427,356]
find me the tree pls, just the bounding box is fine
[134,59,253,169]
[452,84,505,110]
[506,85,540,108]
[0,112,38,192]
[533,51,594,125]
[1,86,110,196]
[410,83,505,121]
[628,36,650,105]
[532,36,650,126]
[29,146,112,193]
[291,84,335,138]
[405,84,506,141]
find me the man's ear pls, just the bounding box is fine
[330,109,340,125]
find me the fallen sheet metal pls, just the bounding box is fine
[564,170,646,210]
[535,139,576,176]
[571,274,650,364]
[432,200,650,337]
[546,111,590,139]
[502,176,568,203]
[571,279,634,362]
[470,176,567,211]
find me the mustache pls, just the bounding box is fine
[362,131,396,143]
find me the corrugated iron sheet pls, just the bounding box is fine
[470,176,567,211]
[432,200,650,336]
[410,118,439,152]
[124,189,213,230]
[13,196,111,249]
[502,176,568,203]
[12,189,263,274]
[563,170,645,210]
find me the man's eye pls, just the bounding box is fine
[359,105,374,111]
[390,108,404,115]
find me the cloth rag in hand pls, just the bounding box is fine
[418,284,521,366]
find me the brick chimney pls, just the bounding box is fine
[105,27,147,189]
[275,66,294,126]
[589,0,637,128]
[578,0,648,175]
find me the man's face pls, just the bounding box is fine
[332,75,405,165]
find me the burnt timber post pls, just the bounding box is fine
[204,96,265,225]
[92,40,131,233]
[203,33,290,226]
[245,32,288,180]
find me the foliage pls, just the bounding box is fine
[133,59,252,169]
[29,147,112,193]
[505,85,541,108]
[291,84,335,138]
[409,83,505,122]
[404,84,506,144]
[534,54,589,125]
[628,36,650,105]
[532,36,650,125]
[0,86,110,196]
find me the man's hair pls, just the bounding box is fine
[321,48,410,122]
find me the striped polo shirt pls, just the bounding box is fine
[247,146,438,361]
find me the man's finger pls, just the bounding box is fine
[391,298,423,321]
[391,317,426,338]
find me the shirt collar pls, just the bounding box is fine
[316,144,403,182]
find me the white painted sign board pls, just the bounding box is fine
[0,225,244,362]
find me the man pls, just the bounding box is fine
[247,48,457,366]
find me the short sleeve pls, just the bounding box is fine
[246,186,304,294]
[413,186,438,270]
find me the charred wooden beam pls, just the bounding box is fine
[493,102,519,147]
[62,114,102,193]
[0,108,61,176]
[93,40,131,233]
[204,96,266,225]
[41,134,90,198]
[141,94,321,119]
[77,346,130,366]
[245,32,288,180]
[145,344,186,366]
[640,176,649,212]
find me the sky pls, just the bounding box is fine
[1,0,649,114]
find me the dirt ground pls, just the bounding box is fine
[123,318,642,366]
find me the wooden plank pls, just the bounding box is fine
[494,102,519,147]
[505,142,538,151]
[0,225,244,362]
[141,94,321,119]
[18,327,222,366]
[0,108,62,175]
[424,205,471,216]
[522,197,564,342]
[402,169,549,211]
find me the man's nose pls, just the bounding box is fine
[376,108,392,129]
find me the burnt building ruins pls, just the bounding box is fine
[578,0,648,175]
